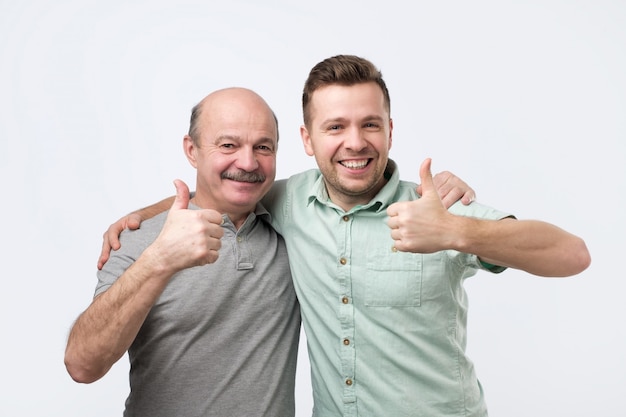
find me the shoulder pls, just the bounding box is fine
[385,179,420,203]
[264,170,321,209]
[286,169,321,189]
[397,179,420,196]
[118,211,168,250]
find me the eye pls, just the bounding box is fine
[218,142,238,153]
[256,144,275,154]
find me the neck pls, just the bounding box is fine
[326,179,388,212]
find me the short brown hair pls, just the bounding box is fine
[301,55,391,127]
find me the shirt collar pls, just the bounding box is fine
[188,202,271,223]
[307,159,401,213]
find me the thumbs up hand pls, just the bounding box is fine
[387,159,458,253]
[151,179,225,272]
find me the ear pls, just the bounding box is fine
[388,118,393,151]
[183,135,198,168]
[300,125,315,156]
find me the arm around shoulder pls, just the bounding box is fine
[98,195,176,269]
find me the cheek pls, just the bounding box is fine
[196,154,230,177]
[259,156,276,175]
[308,139,336,159]
[372,135,391,153]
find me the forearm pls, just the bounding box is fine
[455,217,591,277]
[139,196,175,221]
[65,250,172,383]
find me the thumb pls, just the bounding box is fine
[419,158,436,196]
[171,179,190,210]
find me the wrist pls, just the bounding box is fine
[448,215,474,252]
[139,244,176,281]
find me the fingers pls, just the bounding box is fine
[387,202,399,218]
[200,209,225,239]
[202,250,221,265]
[431,170,476,208]
[461,190,476,205]
[171,179,190,210]
[97,221,125,269]
[183,210,224,266]
[126,214,141,230]
[187,217,223,265]
[440,192,460,209]
[97,234,114,270]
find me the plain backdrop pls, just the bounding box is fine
[1,1,624,416]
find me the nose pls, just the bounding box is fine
[236,147,259,171]
[344,127,367,151]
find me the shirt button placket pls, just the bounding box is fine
[338,213,356,413]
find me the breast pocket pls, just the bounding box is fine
[364,248,422,307]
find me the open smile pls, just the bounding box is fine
[339,159,371,169]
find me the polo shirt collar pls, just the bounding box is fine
[188,201,271,224]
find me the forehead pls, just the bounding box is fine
[200,98,277,142]
[309,82,388,121]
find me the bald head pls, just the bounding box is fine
[188,87,279,146]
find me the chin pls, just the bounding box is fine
[228,193,263,208]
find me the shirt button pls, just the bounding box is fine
[339,258,347,265]
[345,378,353,386]
[343,338,350,346]
[237,236,243,243]
[342,215,350,222]
[341,297,349,304]
[391,246,398,252]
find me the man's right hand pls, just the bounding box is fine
[147,180,224,272]
[97,180,214,270]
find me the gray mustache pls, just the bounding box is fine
[221,171,266,183]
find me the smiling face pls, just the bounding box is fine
[184,88,277,223]
[301,82,393,211]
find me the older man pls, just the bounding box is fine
[65,88,300,416]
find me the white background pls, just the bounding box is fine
[1,1,624,416]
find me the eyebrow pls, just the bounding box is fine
[320,115,386,125]
[215,135,276,145]
[210,135,237,145]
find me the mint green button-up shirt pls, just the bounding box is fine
[263,161,510,417]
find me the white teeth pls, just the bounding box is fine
[341,160,368,169]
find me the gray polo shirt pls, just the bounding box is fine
[97,204,300,417]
